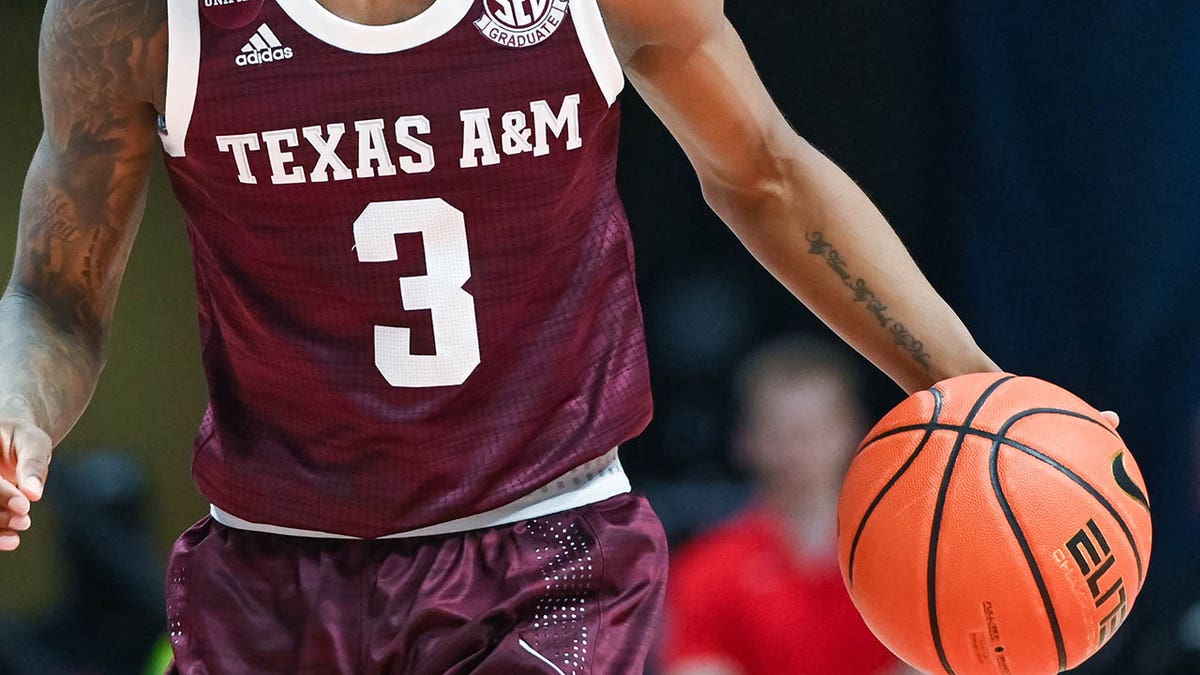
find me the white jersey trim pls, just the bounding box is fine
[160,0,202,157]
[276,0,474,55]
[210,447,630,539]
[569,0,624,107]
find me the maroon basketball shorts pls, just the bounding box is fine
[164,493,667,674]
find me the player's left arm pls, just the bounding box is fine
[598,0,1000,394]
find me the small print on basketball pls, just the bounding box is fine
[838,372,1153,675]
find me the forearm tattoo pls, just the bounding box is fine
[805,231,932,371]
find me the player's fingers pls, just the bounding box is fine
[0,478,30,516]
[1101,410,1120,429]
[0,512,30,531]
[13,426,52,502]
[0,530,20,552]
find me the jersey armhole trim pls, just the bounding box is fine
[569,0,624,107]
[161,0,202,158]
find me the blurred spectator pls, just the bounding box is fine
[661,335,908,675]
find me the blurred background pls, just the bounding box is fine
[2,1,1200,673]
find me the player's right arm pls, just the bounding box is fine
[0,0,165,551]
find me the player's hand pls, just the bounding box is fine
[0,417,52,551]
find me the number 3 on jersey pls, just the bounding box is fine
[353,199,480,387]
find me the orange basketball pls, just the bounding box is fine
[837,373,1152,675]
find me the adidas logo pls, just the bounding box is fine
[236,24,294,67]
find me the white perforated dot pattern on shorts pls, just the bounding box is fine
[526,517,597,675]
[167,562,187,644]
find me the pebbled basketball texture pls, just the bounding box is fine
[837,373,1152,675]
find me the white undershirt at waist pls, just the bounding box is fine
[209,447,629,539]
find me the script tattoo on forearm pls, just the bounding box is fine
[805,231,932,371]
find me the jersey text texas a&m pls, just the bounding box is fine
[214,94,582,184]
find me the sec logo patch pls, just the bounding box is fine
[474,0,569,48]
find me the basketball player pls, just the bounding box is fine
[0,0,1001,672]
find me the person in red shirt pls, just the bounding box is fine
[664,336,914,675]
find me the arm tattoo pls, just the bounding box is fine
[14,0,164,336]
[0,0,164,435]
[806,231,933,371]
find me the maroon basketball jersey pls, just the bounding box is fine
[158,0,652,537]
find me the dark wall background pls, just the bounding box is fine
[621,1,951,484]
[940,6,1200,669]
[1,1,1197,673]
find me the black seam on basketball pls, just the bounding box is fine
[1001,407,1119,439]
[862,417,1115,452]
[859,405,1116,454]
[858,407,1146,587]
[864,421,1147,590]
[859,422,940,453]
[847,388,944,587]
[989,437,1069,671]
[928,375,1016,675]
[994,408,1145,586]
[857,384,947,451]
[1001,440,1145,588]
